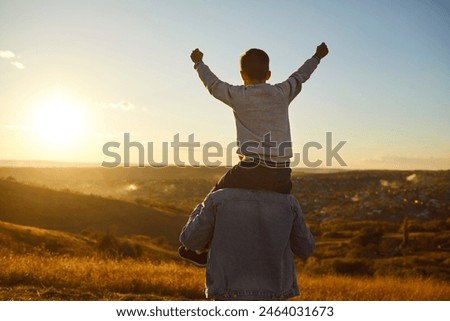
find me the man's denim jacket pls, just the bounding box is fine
[180,188,315,300]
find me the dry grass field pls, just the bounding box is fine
[1,253,449,301]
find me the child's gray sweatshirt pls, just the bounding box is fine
[194,57,319,164]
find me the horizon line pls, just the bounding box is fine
[0,159,448,171]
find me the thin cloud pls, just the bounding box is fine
[99,100,137,111]
[111,101,135,111]
[0,50,15,59]
[1,50,25,70]
[10,61,25,70]
[97,100,152,113]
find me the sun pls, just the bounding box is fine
[35,97,84,146]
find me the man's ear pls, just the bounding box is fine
[266,70,271,81]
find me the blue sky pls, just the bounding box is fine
[0,0,449,169]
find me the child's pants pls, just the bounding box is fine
[210,160,292,194]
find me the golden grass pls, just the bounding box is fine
[296,274,450,300]
[1,253,449,301]
[0,254,205,300]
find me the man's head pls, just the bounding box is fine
[240,49,271,85]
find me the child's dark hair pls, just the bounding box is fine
[240,49,269,81]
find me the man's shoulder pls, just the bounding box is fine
[207,189,301,218]
[209,188,298,204]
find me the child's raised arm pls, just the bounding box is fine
[277,42,329,102]
[190,48,236,107]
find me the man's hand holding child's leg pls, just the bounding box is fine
[178,246,208,267]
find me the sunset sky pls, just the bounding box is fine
[0,0,449,169]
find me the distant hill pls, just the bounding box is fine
[0,220,177,260]
[0,160,99,167]
[0,166,227,214]
[0,219,93,255]
[0,179,187,246]
[0,165,228,182]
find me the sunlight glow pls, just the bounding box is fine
[35,97,84,146]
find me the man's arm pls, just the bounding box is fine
[179,197,216,251]
[278,42,329,103]
[190,48,236,107]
